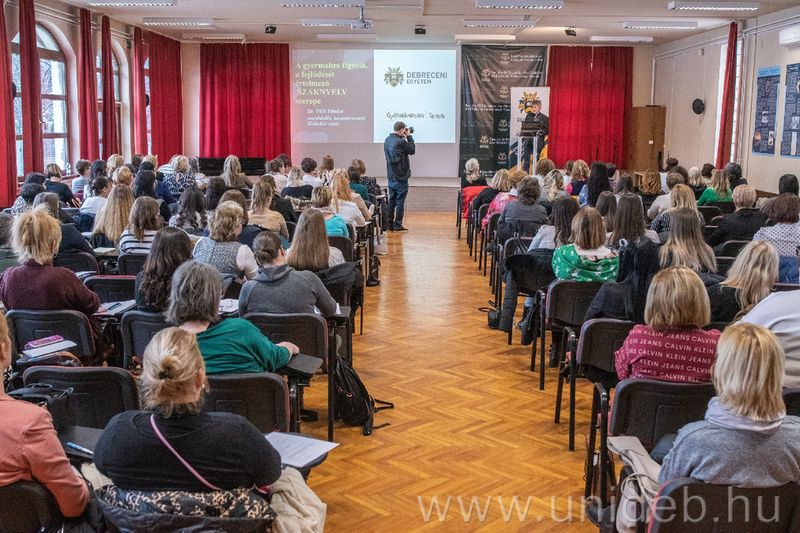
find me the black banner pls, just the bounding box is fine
[459,45,547,181]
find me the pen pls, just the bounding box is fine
[66,442,94,456]
[106,303,120,311]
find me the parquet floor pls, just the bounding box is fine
[303,212,596,532]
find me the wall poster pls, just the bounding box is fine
[781,63,800,158]
[752,66,780,155]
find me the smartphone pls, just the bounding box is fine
[25,335,64,349]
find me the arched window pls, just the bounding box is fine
[96,49,121,156]
[11,26,70,177]
[144,56,151,151]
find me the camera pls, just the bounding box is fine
[408,126,414,134]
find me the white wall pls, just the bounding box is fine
[181,42,200,157]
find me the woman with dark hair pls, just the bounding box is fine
[614,173,636,198]
[725,161,747,189]
[779,174,799,196]
[80,177,110,215]
[205,176,227,212]
[528,196,579,251]
[347,166,370,203]
[139,159,176,205]
[169,188,208,236]
[133,170,171,222]
[216,189,262,248]
[579,162,612,207]
[497,177,548,241]
[44,163,77,206]
[119,197,163,254]
[596,191,617,233]
[700,163,715,185]
[607,194,659,248]
[660,208,718,284]
[552,207,619,282]
[135,227,193,312]
[10,173,46,216]
[754,193,800,283]
[351,158,380,197]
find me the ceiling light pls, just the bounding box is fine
[590,35,654,42]
[182,33,245,40]
[302,18,356,26]
[463,19,538,27]
[283,0,365,7]
[667,1,759,11]
[476,0,563,9]
[143,17,214,27]
[623,20,697,29]
[88,1,175,5]
[316,33,376,40]
[455,33,517,41]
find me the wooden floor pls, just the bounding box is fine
[303,212,596,532]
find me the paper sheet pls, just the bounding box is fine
[265,433,338,468]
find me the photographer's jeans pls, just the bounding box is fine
[388,178,409,228]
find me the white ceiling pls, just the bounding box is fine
[66,0,799,45]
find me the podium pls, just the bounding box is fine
[516,134,542,175]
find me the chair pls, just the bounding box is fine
[698,205,723,225]
[716,256,735,276]
[205,373,290,433]
[53,252,99,274]
[784,389,800,416]
[23,366,139,429]
[286,220,296,241]
[649,478,800,532]
[773,283,800,292]
[701,225,717,242]
[708,200,735,215]
[0,480,62,533]
[537,280,603,391]
[479,213,500,275]
[472,204,488,260]
[7,310,95,362]
[84,275,136,303]
[118,253,147,275]
[456,188,462,238]
[328,236,355,262]
[120,310,168,370]
[559,319,636,451]
[716,239,749,257]
[499,250,554,346]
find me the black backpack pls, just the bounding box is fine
[334,356,393,436]
[9,383,75,432]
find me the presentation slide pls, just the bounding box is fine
[291,48,456,145]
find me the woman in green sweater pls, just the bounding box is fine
[697,169,733,205]
[166,260,299,374]
[552,206,620,282]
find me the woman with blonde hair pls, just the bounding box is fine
[687,166,706,200]
[534,158,555,182]
[94,326,285,500]
[220,154,249,190]
[472,168,509,214]
[616,266,720,382]
[91,184,134,247]
[660,322,800,487]
[697,168,733,205]
[288,208,345,271]
[637,168,663,211]
[707,241,778,323]
[106,154,124,177]
[112,166,133,188]
[461,158,485,188]
[482,170,523,230]
[192,201,258,281]
[44,163,77,206]
[119,197,162,254]
[165,155,196,197]
[539,169,568,211]
[659,208,717,276]
[552,206,619,282]
[332,170,370,222]
[311,187,349,238]
[650,183,704,235]
[566,159,589,196]
[281,167,313,200]
[248,179,288,238]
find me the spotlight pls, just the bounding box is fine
[265,25,277,34]
[415,25,426,35]
[565,26,576,36]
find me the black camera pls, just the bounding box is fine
[408,126,414,134]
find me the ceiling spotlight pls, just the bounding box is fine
[623,20,697,29]
[143,17,214,27]
[316,33,376,40]
[476,0,563,9]
[667,1,759,11]
[415,25,427,34]
[182,33,245,40]
[282,0,364,6]
[463,19,538,28]
[89,1,176,5]
[590,35,654,42]
[265,25,277,34]
[455,33,517,41]
[565,26,576,36]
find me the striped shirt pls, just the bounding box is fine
[119,229,158,255]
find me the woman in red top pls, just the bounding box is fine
[615,266,720,382]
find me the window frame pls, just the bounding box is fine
[96,50,122,157]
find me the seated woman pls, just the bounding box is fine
[80,176,110,215]
[565,159,589,197]
[579,163,612,207]
[697,168,733,206]
[90,184,134,248]
[650,184,704,237]
[708,185,767,249]
[482,170,523,230]
[346,167,370,204]
[351,158,381,197]
[239,231,338,317]
[637,168,663,213]
[528,196,579,251]
[552,207,620,282]
[133,170,171,222]
[193,201,258,282]
[220,155,250,191]
[167,261,298,373]
[332,170,370,222]
[164,156,196,198]
[659,322,800,487]
[281,167,313,200]
[0,209,102,363]
[472,169,509,218]
[112,166,134,188]
[256,175,297,226]
[33,192,95,257]
[538,169,568,215]
[659,208,719,285]
[289,208,345,270]
[615,266,720,382]
[44,163,77,207]
[204,176,227,212]
[11,182,44,217]
[687,166,707,200]
[136,227,193,312]
[139,159,176,206]
[647,172,685,220]
[497,176,547,240]
[247,180,288,239]
[311,187,350,238]
[71,159,91,198]
[217,189,262,248]
[613,173,636,199]
[0,214,18,274]
[607,194,659,249]
[707,241,778,324]
[461,157,487,188]
[754,193,800,283]
[0,310,90,518]
[327,180,366,227]
[94,327,284,499]
[169,187,208,236]
[596,191,617,233]
[119,197,162,255]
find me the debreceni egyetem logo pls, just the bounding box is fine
[385,67,404,87]
[385,66,449,87]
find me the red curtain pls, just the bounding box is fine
[200,43,290,158]
[131,27,148,155]
[547,46,633,168]
[100,16,119,158]
[716,22,738,169]
[78,9,99,161]
[149,32,183,160]
[0,2,17,205]
[19,0,43,172]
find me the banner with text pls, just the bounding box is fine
[460,45,547,182]
[781,63,800,158]
[509,87,550,173]
[752,66,780,156]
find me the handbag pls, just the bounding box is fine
[608,436,662,533]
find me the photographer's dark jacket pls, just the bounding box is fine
[383,133,415,181]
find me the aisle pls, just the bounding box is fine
[303,212,595,532]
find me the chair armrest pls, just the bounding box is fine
[282,353,323,377]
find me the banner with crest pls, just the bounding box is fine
[459,45,547,182]
[509,87,550,173]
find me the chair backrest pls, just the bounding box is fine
[204,373,290,433]
[84,275,136,303]
[575,319,636,387]
[716,239,749,257]
[784,389,800,417]
[6,309,94,361]
[505,249,555,296]
[709,215,724,226]
[708,200,736,214]
[0,480,62,533]
[53,252,99,274]
[243,313,328,359]
[545,280,604,329]
[328,236,354,262]
[23,366,139,429]
[118,253,147,275]
[701,225,717,241]
[716,256,735,276]
[773,283,800,292]
[698,205,723,225]
[610,378,715,450]
[650,478,800,532]
[120,310,169,369]
[286,220,296,241]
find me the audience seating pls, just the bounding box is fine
[716,256,735,276]
[23,366,139,429]
[649,478,800,532]
[84,275,136,303]
[499,249,554,346]
[120,310,168,370]
[204,372,290,433]
[329,236,355,263]
[701,225,717,242]
[7,309,95,362]
[784,389,800,417]
[286,220,296,241]
[0,480,62,533]
[707,201,736,215]
[479,213,500,275]
[716,240,749,257]
[53,252,99,274]
[698,206,723,225]
[773,283,800,292]
[456,189,462,238]
[471,204,488,260]
[117,254,147,275]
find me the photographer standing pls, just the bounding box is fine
[383,121,416,231]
